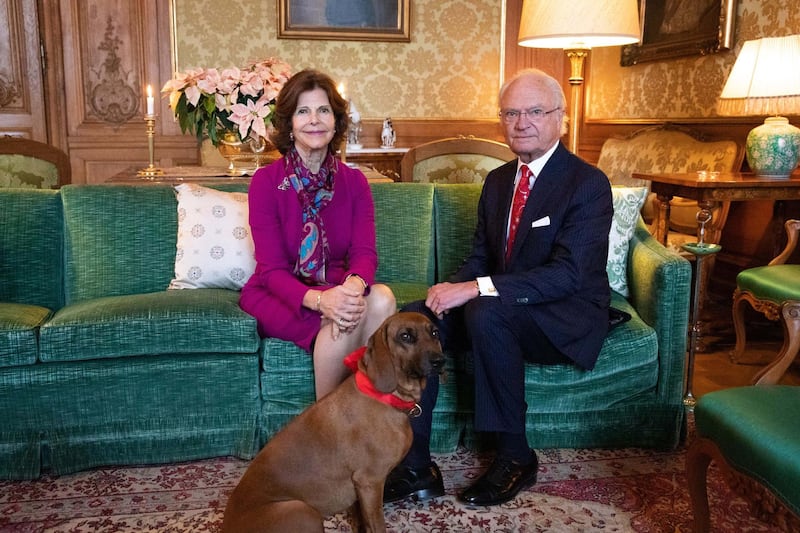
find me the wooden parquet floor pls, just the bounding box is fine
[691,291,800,399]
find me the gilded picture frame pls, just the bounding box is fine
[278,0,411,42]
[620,0,736,66]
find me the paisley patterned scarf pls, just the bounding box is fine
[287,146,336,284]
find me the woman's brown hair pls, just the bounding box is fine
[270,69,348,155]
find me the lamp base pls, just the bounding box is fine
[746,116,800,179]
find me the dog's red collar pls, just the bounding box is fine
[344,346,422,417]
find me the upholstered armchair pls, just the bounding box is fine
[400,135,514,183]
[687,385,800,532]
[731,219,800,384]
[596,124,743,251]
[0,137,71,188]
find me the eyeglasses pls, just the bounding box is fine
[498,107,561,124]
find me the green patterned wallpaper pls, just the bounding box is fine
[172,0,504,121]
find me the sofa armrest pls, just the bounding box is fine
[627,219,691,401]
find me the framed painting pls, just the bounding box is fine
[278,0,410,42]
[620,0,736,66]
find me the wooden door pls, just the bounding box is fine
[0,0,47,140]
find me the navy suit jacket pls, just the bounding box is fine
[450,142,613,370]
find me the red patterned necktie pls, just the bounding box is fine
[506,165,532,260]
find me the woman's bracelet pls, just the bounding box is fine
[345,273,368,292]
[315,291,322,312]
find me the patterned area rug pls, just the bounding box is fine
[0,428,785,533]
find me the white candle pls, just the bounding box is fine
[146,84,154,115]
[337,82,346,101]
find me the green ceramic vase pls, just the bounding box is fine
[745,116,800,179]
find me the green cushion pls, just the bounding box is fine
[0,189,63,310]
[0,303,52,367]
[0,354,260,478]
[737,265,800,302]
[433,183,483,282]
[61,185,180,302]
[523,292,658,410]
[370,182,435,286]
[39,289,259,362]
[695,385,800,516]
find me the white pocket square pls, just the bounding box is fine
[531,216,550,228]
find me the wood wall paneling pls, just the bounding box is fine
[44,0,197,183]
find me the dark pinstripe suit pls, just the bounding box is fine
[413,141,613,438]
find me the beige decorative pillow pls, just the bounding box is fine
[169,183,255,290]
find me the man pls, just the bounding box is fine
[384,68,613,506]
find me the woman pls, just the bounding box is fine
[240,69,396,400]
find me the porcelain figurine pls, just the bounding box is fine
[381,117,396,149]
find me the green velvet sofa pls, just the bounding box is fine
[0,181,690,479]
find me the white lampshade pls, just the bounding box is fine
[518,0,640,50]
[718,35,800,178]
[718,35,800,116]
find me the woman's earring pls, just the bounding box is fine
[289,132,294,141]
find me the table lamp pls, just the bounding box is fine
[717,34,800,178]
[517,0,640,154]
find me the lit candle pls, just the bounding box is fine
[146,84,154,115]
[337,82,346,101]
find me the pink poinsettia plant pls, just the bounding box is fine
[161,57,292,146]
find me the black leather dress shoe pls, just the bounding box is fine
[458,450,538,506]
[383,462,445,503]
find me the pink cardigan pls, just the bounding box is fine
[240,157,378,351]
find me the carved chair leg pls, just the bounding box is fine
[752,301,800,385]
[731,293,750,363]
[686,437,714,533]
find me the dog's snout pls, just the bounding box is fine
[430,353,445,374]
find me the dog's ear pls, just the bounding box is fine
[363,317,398,393]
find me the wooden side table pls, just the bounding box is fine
[346,147,407,181]
[632,170,800,247]
[634,170,800,352]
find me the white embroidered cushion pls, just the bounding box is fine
[169,183,255,290]
[607,186,648,297]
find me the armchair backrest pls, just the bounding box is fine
[0,137,71,188]
[400,136,515,183]
[597,124,743,240]
[597,124,743,189]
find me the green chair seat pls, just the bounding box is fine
[736,265,800,302]
[39,290,259,362]
[694,385,800,517]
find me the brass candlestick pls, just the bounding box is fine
[137,114,164,177]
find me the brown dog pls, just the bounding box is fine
[222,311,444,533]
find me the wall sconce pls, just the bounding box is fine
[717,34,800,178]
[517,0,640,154]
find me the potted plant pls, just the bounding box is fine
[161,57,292,173]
